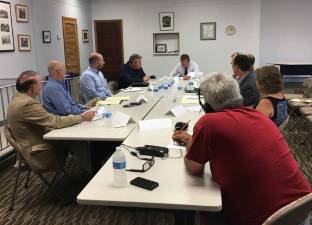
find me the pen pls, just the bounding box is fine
[180,120,190,131]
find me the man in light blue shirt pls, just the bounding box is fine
[43,61,99,116]
[80,53,112,103]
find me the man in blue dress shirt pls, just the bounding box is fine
[43,61,99,116]
[119,54,150,89]
[80,53,112,102]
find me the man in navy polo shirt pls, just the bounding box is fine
[118,54,150,89]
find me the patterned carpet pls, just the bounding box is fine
[0,86,312,225]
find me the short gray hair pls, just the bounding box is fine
[129,54,142,64]
[200,73,243,111]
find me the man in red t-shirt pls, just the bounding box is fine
[173,73,311,225]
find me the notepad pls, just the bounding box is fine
[139,118,172,131]
[106,96,130,101]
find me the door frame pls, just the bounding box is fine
[62,16,81,74]
[93,19,124,64]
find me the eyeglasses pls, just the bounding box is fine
[126,157,155,173]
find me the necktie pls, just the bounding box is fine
[184,68,188,76]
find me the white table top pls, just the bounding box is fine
[77,147,221,211]
[43,92,161,141]
[77,96,222,211]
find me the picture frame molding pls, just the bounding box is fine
[155,43,167,53]
[15,4,28,23]
[159,12,174,31]
[82,29,89,43]
[42,30,51,43]
[200,22,216,40]
[0,0,15,52]
[17,34,31,51]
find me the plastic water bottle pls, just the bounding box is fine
[112,147,127,187]
[103,111,112,127]
[187,80,194,92]
[177,82,184,95]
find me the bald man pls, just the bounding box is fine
[7,70,95,171]
[80,53,112,103]
[43,61,100,116]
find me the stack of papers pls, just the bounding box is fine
[96,99,121,105]
[107,96,130,101]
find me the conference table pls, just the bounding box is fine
[44,78,222,225]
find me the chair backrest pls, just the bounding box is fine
[4,125,29,167]
[4,125,20,156]
[262,193,312,225]
[279,115,290,131]
[108,80,119,94]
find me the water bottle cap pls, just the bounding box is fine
[103,111,112,118]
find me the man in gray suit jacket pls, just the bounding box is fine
[232,54,260,107]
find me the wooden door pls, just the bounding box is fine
[62,17,80,74]
[94,20,124,81]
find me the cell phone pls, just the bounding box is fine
[130,177,159,191]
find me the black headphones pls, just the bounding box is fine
[197,89,215,113]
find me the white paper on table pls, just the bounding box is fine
[166,105,187,117]
[186,105,202,112]
[96,107,106,116]
[121,87,144,92]
[139,118,172,131]
[136,94,148,103]
[112,111,135,128]
[167,140,186,151]
[183,95,202,99]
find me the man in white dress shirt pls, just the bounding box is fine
[170,54,200,80]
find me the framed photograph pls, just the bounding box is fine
[17,34,31,51]
[159,12,174,31]
[82,30,89,42]
[0,1,14,51]
[200,22,216,40]
[42,31,51,43]
[155,44,167,53]
[15,4,28,22]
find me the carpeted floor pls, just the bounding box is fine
[1,86,312,225]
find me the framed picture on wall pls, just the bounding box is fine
[200,22,216,40]
[0,1,15,52]
[82,30,89,42]
[15,4,28,22]
[155,44,167,53]
[17,34,31,51]
[42,31,51,43]
[159,12,174,31]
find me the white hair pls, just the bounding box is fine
[199,73,243,111]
